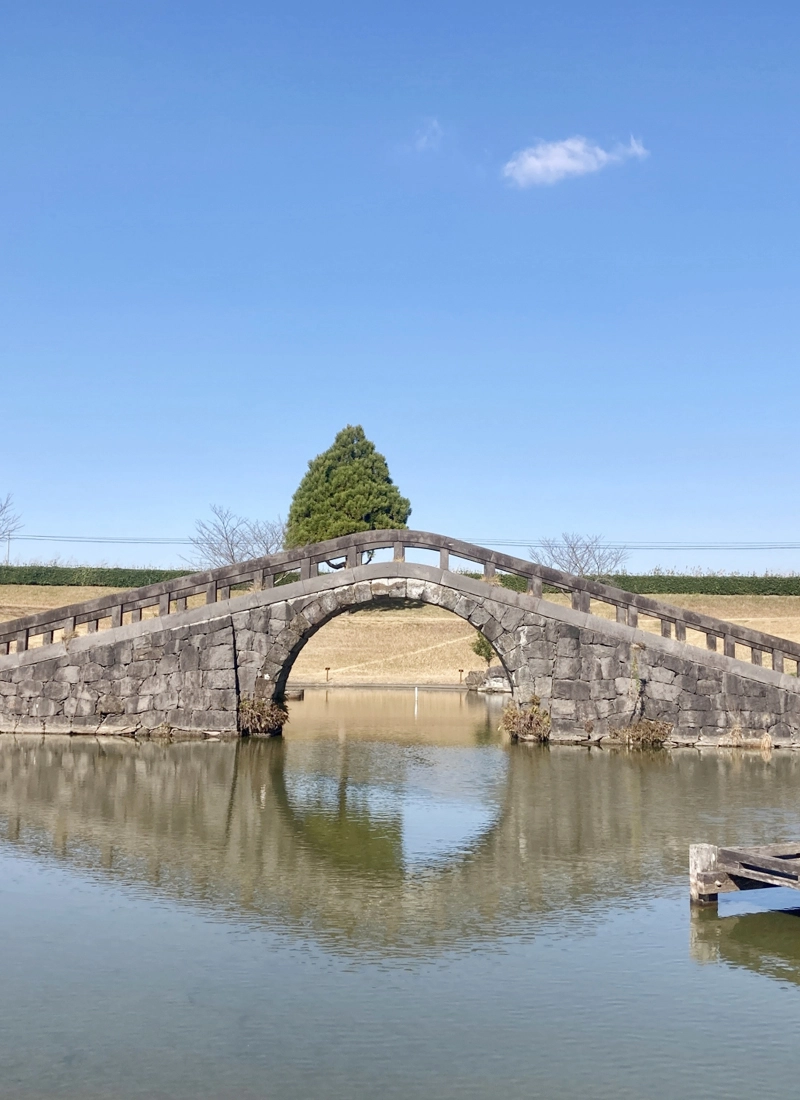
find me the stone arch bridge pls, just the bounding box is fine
[2,530,800,746]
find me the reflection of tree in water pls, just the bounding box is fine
[691,906,800,987]
[2,731,800,960]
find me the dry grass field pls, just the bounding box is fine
[3,585,800,684]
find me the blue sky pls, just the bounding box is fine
[2,1,799,570]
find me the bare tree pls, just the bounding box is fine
[530,533,628,578]
[0,494,22,564]
[186,505,286,569]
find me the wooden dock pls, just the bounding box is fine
[690,843,800,906]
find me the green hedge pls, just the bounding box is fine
[605,575,800,596]
[2,563,799,597]
[0,565,302,589]
[463,572,800,597]
[0,565,188,588]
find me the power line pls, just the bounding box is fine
[6,533,800,551]
[9,535,193,545]
[463,539,800,551]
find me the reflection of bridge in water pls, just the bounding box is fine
[3,693,800,959]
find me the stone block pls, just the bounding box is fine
[549,698,577,719]
[153,689,180,712]
[647,666,676,684]
[132,646,163,662]
[98,693,125,715]
[646,681,681,702]
[500,606,526,632]
[589,680,617,701]
[480,618,504,643]
[554,657,581,679]
[93,645,117,667]
[31,698,57,718]
[468,605,490,629]
[454,595,478,620]
[203,670,235,690]
[553,680,590,701]
[199,646,234,672]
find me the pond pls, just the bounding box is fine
[1,689,800,1099]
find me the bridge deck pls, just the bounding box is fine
[1,530,799,679]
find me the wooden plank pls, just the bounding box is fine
[718,862,800,891]
[735,843,800,858]
[719,847,800,880]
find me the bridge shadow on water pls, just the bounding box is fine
[2,689,800,967]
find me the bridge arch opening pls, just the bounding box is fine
[250,579,516,703]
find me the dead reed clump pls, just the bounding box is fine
[500,696,551,743]
[239,696,289,737]
[611,718,673,749]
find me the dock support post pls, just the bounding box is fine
[690,843,720,907]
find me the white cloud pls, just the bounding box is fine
[502,135,647,187]
[414,117,443,152]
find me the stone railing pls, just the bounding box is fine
[1,529,799,675]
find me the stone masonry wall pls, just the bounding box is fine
[0,616,239,736]
[1,562,800,745]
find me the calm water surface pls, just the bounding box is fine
[2,689,800,1099]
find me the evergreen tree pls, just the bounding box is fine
[285,425,411,547]
[471,632,495,667]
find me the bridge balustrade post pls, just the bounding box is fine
[661,620,672,639]
[439,548,450,571]
[87,619,98,633]
[130,608,142,623]
[571,590,590,613]
[218,586,230,602]
[484,561,496,581]
[111,605,122,629]
[751,648,763,666]
[0,641,8,655]
[174,597,186,613]
[628,607,638,628]
[724,635,736,658]
[41,630,53,646]
[16,629,28,652]
[527,575,542,597]
[205,582,218,605]
[393,542,405,562]
[773,650,785,673]
[64,616,76,636]
[346,547,359,569]
[158,593,170,617]
[615,605,627,625]
[706,634,717,651]
[675,621,686,642]
[300,558,316,580]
